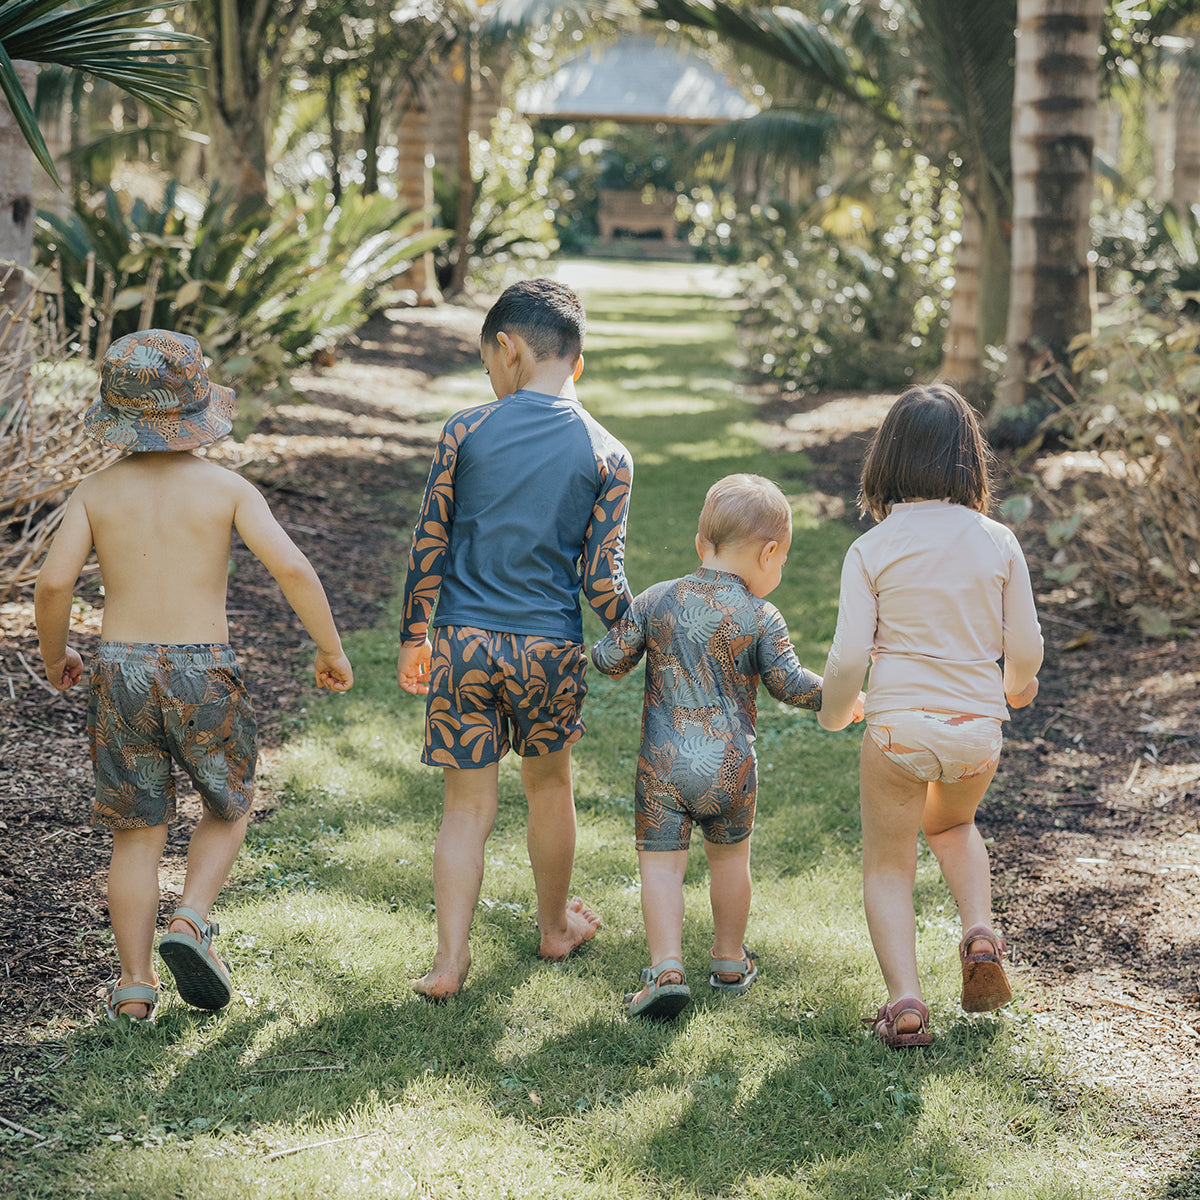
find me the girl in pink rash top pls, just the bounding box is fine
[818,384,1043,1048]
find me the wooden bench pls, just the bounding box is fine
[597,189,679,242]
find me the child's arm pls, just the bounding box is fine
[232,482,352,691]
[396,423,459,692]
[580,449,634,628]
[590,607,646,678]
[757,605,823,711]
[817,547,875,730]
[1002,542,1043,704]
[34,489,94,690]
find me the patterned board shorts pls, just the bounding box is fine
[88,642,258,829]
[866,708,1003,784]
[422,625,588,768]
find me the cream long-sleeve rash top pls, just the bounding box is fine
[818,500,1043,730]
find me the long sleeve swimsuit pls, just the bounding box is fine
[592,568,822,847]
[820,500,1043,730]
[399,389,634,645]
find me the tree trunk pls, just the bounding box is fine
[447,34,476,297]
[993,0,1102,437]
[942,177,1011,389]
[0,60,38,315]
[1171,66,1200,209]
[327,64,344,206]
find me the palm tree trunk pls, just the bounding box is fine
[0,60,38,314]
[993,0,1102,436]
[447,34,476,297]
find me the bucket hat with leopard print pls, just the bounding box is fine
[85,329,235,452]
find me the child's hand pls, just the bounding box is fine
[397,641,432,695]
[1006,677,1039,709]
[851,691,867,723]
[315,649,353,692]
[44,648,83,691]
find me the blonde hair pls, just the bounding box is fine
[698,474,792,552]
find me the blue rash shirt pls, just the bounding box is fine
[399,389,634,645]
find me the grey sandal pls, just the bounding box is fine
[709,946,758,994]
[159,905,232,1011]
[625,958,690,1020]
[104,975,160,1024]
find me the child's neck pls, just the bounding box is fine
[700,545,758,580]
[514,361,578,400]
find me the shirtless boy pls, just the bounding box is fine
[397,278,633,998]
[35,329,353,1023]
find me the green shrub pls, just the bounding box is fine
[432,108,560,292]
[684,153,958,391]
[36,181,446,407]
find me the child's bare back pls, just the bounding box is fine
[42,450,351,690]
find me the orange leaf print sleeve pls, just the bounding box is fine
[581,447,634,628]
[399,407,495,646]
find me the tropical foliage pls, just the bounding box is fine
[0,0,202,185]
[36,180,446,406]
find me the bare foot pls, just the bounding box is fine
[893,1008,924,1036]
[538,896,601,961]
[411,953,470,1001]
[109,973,159,1021]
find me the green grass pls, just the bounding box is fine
[6,267,1138,1199]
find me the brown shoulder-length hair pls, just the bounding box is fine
[859,384,993,522]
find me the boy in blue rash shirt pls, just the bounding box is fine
[397,278,634,999]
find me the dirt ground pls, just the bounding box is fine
[1,290,1197,1191]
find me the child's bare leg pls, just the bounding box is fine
[921,762,1000,953]
[860,736,928,1032]
[168,810,251,961]
[522,748,600,959]
[704,838,752,977]
[109,824,169,1017]
[639,848,689,965]
[412,764,499,998]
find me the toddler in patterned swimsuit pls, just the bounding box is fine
[35,330,353,1024]
[592,474,863,1020]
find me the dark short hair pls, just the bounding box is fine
[698,474,792,551]
[859,384,993,521]
[480,278,585,362]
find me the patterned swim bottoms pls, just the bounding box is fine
[866,708,1003,784]
[88,642,257,829]
[423,625,587,768]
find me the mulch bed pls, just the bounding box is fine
[2,304,1198,1186]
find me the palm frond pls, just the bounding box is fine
[690,108,837,179]
[639,0,900,121]
[1,0,203,118]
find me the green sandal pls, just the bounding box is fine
[709,946,758,995]
[104,975,160,1024]
[625,959,690,1021]
[159,906,233,1011]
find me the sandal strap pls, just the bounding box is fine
[710,946,757,976]
[641,958,686,985]
[960,924,1005,962]
[169,905,217,945]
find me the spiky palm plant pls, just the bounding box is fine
[0,0,202,187]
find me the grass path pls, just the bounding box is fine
[11,264,1135,1199]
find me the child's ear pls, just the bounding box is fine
[695,532,706,562]
[496,331,520,364]
[758,539,779,568]
[572,354,585,382]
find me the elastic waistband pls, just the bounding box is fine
[97,642,239,669]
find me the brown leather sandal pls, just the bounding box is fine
[867,996,932,1048]
[959,924,1013,1012]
